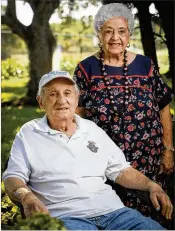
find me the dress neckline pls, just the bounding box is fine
[93,53,139,69]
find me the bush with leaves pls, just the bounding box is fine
[1,182,66,230]
[14,213,66,230]
[1,182,21,229]
[1,58,28,80]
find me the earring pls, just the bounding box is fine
[126,43,130,48]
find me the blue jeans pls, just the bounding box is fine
[59,207,165,230]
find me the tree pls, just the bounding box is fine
[134,2,159,71]
[2,1,60,105]
[154,1,174,93]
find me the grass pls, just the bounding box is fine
[1,77,29,103]
[1,106,44,173]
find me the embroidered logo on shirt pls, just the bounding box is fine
[87,141,99,153]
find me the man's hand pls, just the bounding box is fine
[148,182,173,220]
[160,150,174,175]
[21,192,49,218]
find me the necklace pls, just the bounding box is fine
[99,49,129,116]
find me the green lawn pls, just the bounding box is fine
[2,106,44,173]
[1,77,29,103]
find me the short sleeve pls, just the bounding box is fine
[2,132,31,183]
[73,63,89,107]
[149,61,172,110]
[101,130,130,182]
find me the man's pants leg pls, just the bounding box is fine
[97,207,165,230]
[60,217,98,230]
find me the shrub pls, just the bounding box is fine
[14,213,66,230]
[1,58,28,80]
[1,183,21,228]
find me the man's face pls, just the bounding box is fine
[37,78,78,121]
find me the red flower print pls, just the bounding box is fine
[127,124,135,131]
[137,141,142,147]
[100,115,107,121]
[140,122,145,127]
[99,82,105,88]
[141,158,146,163]
[104,98,110,104]
[148,101,152,107]
[78,70,81,78]
[147,109,151,116]
[151,129,156,136]
[124,142,129,149]
[86,111,92,116]
[145,147,149,151]
[100,107,107,113]
[138,102,144,107]
[113,116,119,122]
[113,125,119,130]
[125,134,131,141]
[116,75,121,80]
[143,133,149,139]
[119,88,124,93]
[151,148,155,155]
[137,113,143,120]
[132,161,138,168]
[128,104,134,111]
[125,116,131,121]
[134,79,140,85]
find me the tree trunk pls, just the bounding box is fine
[135,2,159,71]
[26,24,56,105]
[154,1,174,94]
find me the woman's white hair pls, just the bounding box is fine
[94,3,134,35]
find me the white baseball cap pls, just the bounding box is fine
[37,70,75,95]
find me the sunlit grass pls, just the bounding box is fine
[2,77,29,103]
[1,106,44,173]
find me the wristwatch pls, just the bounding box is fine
[163,146,175,152]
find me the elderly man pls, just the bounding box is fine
[3,70,172,230]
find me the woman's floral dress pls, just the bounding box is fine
[73,54,172,226]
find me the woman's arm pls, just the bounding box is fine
[160,104,174,174]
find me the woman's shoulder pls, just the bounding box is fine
[137,53,151,63]
[76,53,100,74]
[127,52,152,75]
[128,51,150,64]
[79,53,99,66]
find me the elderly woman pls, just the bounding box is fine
[73,3,174,226]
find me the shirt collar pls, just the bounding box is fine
[34,114,87,135]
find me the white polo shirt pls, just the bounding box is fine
[3,114,130,218]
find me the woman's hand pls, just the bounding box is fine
[160,150,174,175]
[21,192,49,218]
[148,182,173,220]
